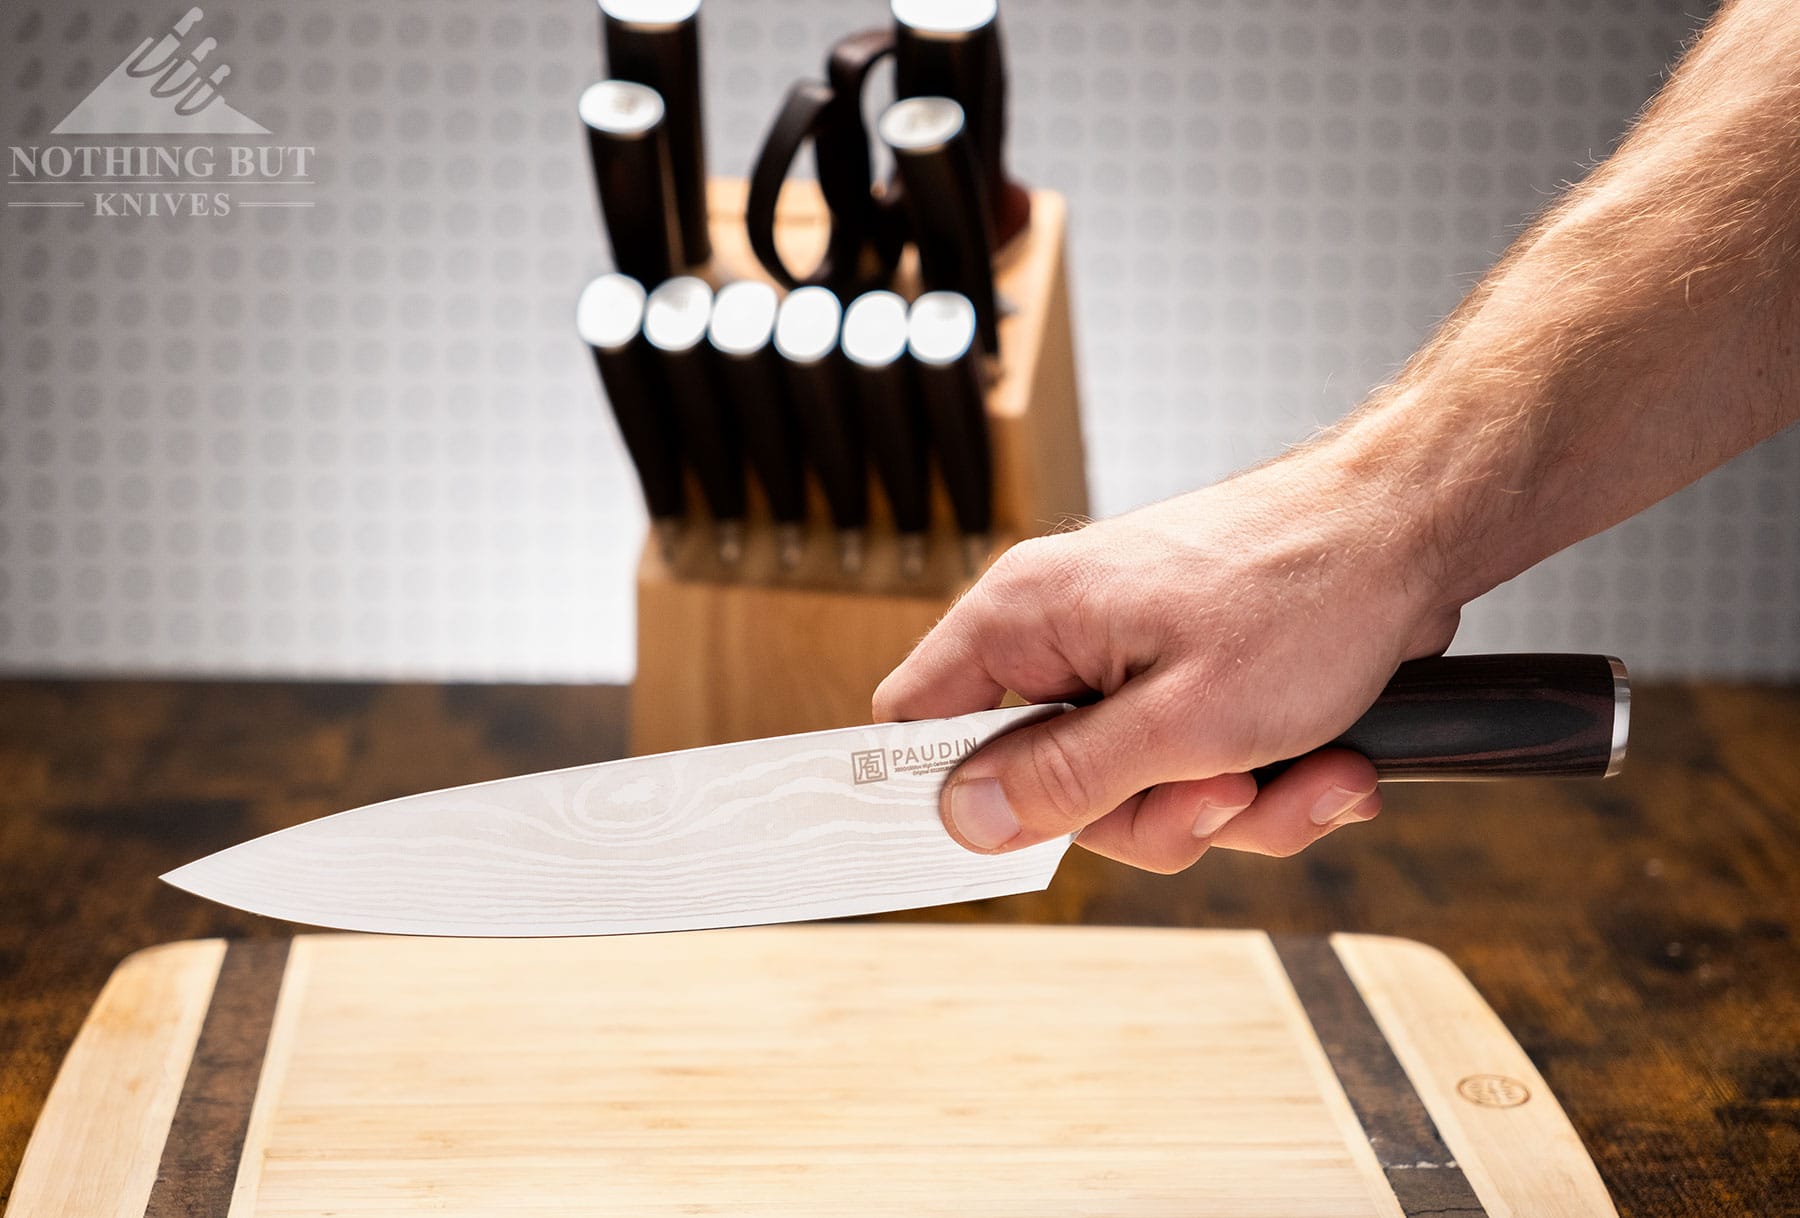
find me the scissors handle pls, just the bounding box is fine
[746,29,904,293]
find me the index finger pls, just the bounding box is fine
[872,545,1091,722]
[872,611,1009,722]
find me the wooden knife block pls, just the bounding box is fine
[630,180,1088,753]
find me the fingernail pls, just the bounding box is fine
[948,777,1021,850]
[1192,798,1251,839]
[1310,784,1375,826]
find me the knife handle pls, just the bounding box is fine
[776,288,869,538]
[892,0,1029,247]
[645,278,747,533]
[600,0,709,265]
[1253,653,1629,782]
[907,292,993,543]
[576,275,687,527]
[708,282,809,528]
[579,80,682,286]
[880,96,1001,358]
[844,291,932,540]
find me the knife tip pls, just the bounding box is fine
[158,860,204,893]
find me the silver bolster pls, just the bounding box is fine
[1605,657,1630,778]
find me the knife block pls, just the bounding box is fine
[629,179,1088,753]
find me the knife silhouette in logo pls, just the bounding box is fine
[54,6,268,135]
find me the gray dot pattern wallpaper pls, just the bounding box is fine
[0,0,1794,681]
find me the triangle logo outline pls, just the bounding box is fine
[51,6,271,137]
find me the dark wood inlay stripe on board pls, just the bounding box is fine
[144,939,292,1218]
[1274,935,1489,1217]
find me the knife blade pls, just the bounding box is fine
[163,654,1628,938]
[164,703,1068,937]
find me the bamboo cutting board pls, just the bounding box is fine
[6,927,1616,1217]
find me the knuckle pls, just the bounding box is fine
[986,537,1051,589]
[1024,722,1095,829]
[991,535,1093,604]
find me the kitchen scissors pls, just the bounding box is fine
[745,29,909,295]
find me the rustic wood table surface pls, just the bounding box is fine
[0,678,1795,1215]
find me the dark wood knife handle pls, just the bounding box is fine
[1254,653,1629,782]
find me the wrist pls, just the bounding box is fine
[1288,392,1514,632]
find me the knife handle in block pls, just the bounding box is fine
[600,0,709,265]
[907,292,993,548]
[579,81,683,286]
[844,292,932,546]
[1255,653,1629,782]
[576,274,687,531]
[880,96,1001,358]
[646,278,748,537]
[776,288,870,550]
[708,282,808,529]
[892,0,1028,247]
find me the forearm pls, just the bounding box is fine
[1304,0,1800,612]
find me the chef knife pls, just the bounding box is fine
[644,276,747,565]
[598,0,710,265]
[163,653,1629,937]
[842,289,932,578]
[576,273,687,560]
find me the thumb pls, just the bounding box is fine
[940,696,1170,853]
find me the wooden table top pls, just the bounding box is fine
[0,678,1795,1214]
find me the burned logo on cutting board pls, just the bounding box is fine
[1456,1074,1531,1108]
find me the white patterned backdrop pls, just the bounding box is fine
[1,0,1795,682]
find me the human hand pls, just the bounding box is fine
[872,451,1464,873]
